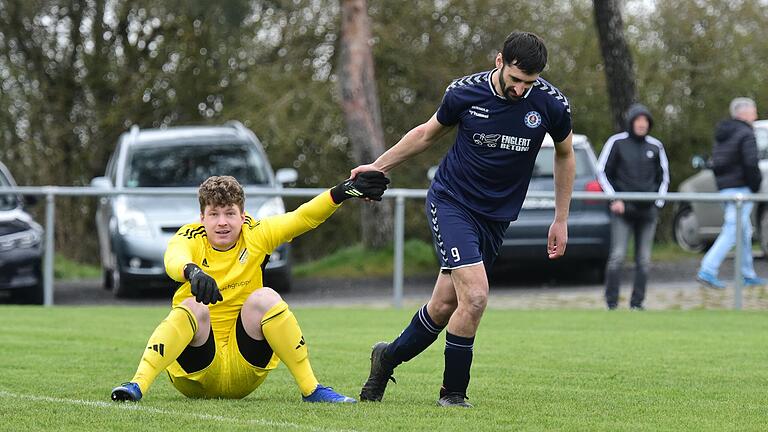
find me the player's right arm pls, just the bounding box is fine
[350,114,453,178]
[164,225,204,282]
[164,226,222,304]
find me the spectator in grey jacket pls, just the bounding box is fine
[597,103,670,310]
[696,98,765,289]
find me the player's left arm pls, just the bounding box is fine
[255,172,390,252]
[548,131,575,259]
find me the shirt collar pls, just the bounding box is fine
[488,68,535,101]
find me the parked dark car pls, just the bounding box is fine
[495,133,611,281]
[0,161,44,304]
[673,119,768,253]
[427,134,611,281]
[90,121,298,297]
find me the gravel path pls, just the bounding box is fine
[43,256,768,310]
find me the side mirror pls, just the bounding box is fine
[90,176,112,189]
[691,155,707,170]
[23,195,39,207]
[427,166,438,181]
[275,168,298,185]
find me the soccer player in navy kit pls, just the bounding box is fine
[354,31,575,407]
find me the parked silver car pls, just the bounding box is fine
[0,160,44,304]
[91,122,298,297]
[673,120,768,253]
[496,133,611,281]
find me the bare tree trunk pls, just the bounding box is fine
[339,0,393,248]
[593,0,637,131]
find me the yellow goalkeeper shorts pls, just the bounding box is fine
[166,318,280,399]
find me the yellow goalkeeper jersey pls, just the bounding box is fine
[166,190,340,345]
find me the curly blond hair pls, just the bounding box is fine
[198,176,244,213]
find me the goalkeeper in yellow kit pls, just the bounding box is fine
[111,172,389,403]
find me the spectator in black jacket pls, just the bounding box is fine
[597,103,670,310]
[696,97,765,289]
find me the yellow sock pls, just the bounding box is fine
[261,301,319,396]
[131,305,198,394]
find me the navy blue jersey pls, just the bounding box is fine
[432,69,572,221]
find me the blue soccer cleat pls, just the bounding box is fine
[302,384,356,403]
[111,382,142,402]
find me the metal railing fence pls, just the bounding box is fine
[0,186,765,309]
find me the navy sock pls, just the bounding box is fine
[386,305,444,366]
[442,332,474,396]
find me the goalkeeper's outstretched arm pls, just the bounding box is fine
[256,171,390,252]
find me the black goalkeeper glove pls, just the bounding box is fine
[184,263,223,305]
[330,171,390,203]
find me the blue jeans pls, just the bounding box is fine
[699,187,757,279]
[605,210,658,307]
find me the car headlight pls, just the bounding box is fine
[255,197,286,219]
[114,196,152,237]
[0,229,42,252]
[117,209,152,237]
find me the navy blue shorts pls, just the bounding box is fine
[425,189,510,273]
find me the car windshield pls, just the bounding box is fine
[756,127,768,159]
[123,142,270,187]
[531,147,593,178]
[0,169,18,211]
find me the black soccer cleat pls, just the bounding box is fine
[359,341,396,402]
[437,391,472,408]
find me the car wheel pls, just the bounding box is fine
[14,283,44,305]
[673,204,706,252]
[264,268,292,294]
[587,261,606,284]
[760,210,768,256]
[111,268,135,298]
[103,269,113,290]
[13,264,44,305]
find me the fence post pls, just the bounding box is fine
[43,191,55,307]
[393,194,405,309]
[733,196,743,310]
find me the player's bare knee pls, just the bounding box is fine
[462,289,488,315]
[429,299,458,323]
[180,297,210,327]
[243,287,282,317]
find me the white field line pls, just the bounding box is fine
[0,390,361,432]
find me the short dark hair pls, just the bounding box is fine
[198,175,244,213]
[501,31,548,74]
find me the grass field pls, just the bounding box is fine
[1,307,766,431]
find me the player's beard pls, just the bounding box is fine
[498,65,522,102]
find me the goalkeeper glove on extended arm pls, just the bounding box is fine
[330,171,390,204]
[183,263,223,305]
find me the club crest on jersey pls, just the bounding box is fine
[524,111,542,129]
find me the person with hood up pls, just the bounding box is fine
[696,97,765,289]
[597,103,670,310]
